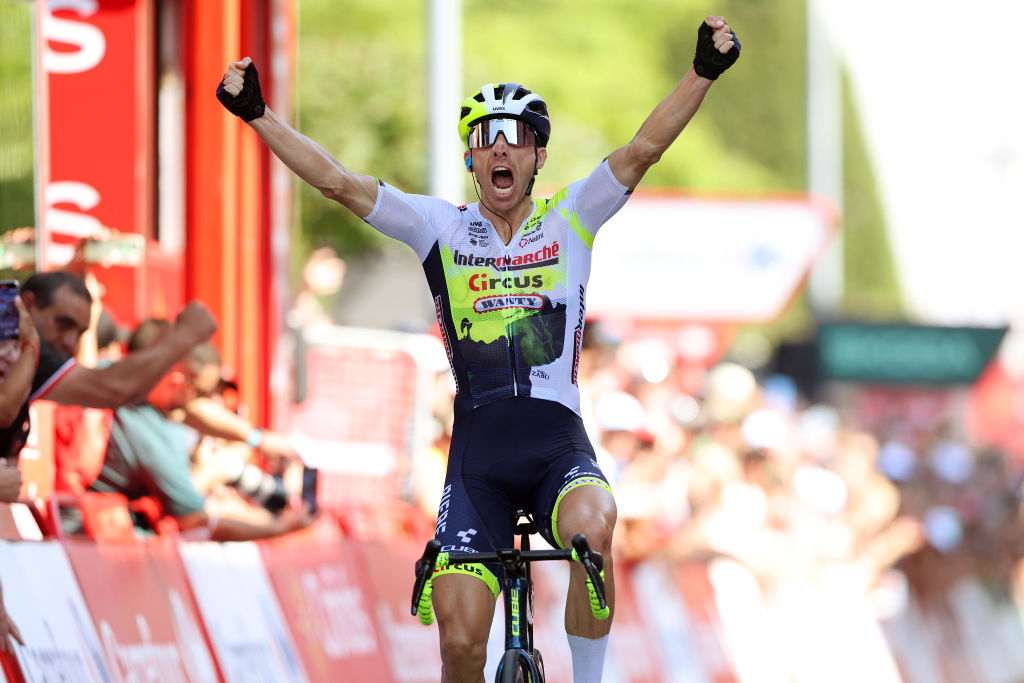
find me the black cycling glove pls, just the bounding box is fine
[692,21,741,80]
[216,61,266,122]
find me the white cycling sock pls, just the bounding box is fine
[567,633,609,682]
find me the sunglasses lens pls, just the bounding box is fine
[468,119,537,148]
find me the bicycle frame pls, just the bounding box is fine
[411,512,606,683]
[495,522,541,681]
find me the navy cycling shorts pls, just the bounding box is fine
[433,396,612,595]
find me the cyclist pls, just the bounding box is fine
[219,14,739,682]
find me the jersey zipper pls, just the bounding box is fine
[504,242,519,395]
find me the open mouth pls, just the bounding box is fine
[491,166,514,196]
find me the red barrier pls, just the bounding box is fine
[359,539,444,682]
[6,520,1024,682]
[0,541,113,680]
[606,561,668,683]
[259,520,394,682]
[62,538,221,682]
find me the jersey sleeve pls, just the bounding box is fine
[564,159,632,243]
[364,180,456,261]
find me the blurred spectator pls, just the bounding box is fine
[182,345,298,517]
[288,245,346,330]
[409,371,456,523]
[53,274,124,495]
[180,384,301,477]
[0,296,39,475]
[0,270,217,463]
[83,318,314,541]
[0,294,35,658]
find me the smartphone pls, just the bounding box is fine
[301,466,319,514]
[0,280,19,341]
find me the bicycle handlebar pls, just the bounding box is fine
[410,535,608,618]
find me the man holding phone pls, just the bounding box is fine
[0,282,36,654]
[0,271,218,461]
[0,282,40,467]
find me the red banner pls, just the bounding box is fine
[260,521,394,682]
[62,539,220,682]
[360,540,443,682]
[37,0,156,322]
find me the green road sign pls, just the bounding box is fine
[817,322,1007,385]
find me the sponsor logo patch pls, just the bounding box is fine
[453,242,559,271]
[474,294,543,313]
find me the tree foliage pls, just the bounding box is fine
[0,0,35,235]
[0,0,900,320]
[295,0,901,319]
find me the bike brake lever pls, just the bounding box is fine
[411,539,442,616]
[570,534,608,609]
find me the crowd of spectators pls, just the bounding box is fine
[407,319,1024,674]
[574,324,1024,611]
[0,234,316,547]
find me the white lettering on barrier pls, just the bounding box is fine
[44,0,106,74]
[179,541,310,683]
[100,617,186,683]
[0,541,113,680]
[376,604,442,682]
[300,566,379,658]
[169,589,219,683]
[21,648,93,680]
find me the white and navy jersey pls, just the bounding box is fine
[365,159,631,419]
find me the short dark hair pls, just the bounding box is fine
[127,319,221,376]
[22,270,92,309]
[186,341,221,375]
[127,317,172,353]
[95,309,125,350]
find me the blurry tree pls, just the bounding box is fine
[0,0,900,320]
[295,0,901,320]
[0,0,35,236]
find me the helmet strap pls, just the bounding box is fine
[524,146,539,196]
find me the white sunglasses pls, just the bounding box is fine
[467,118,538,149]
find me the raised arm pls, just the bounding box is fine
[44,301,217,408]
[217,57,379,218]
[182,396,299,468]
[607,15,740,189]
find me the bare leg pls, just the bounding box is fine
[433,572,497,683]
[555,484,617,637]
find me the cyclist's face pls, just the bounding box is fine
[466,132,546,210]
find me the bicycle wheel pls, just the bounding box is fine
[531,649,545,681]
[497,649,530,683]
